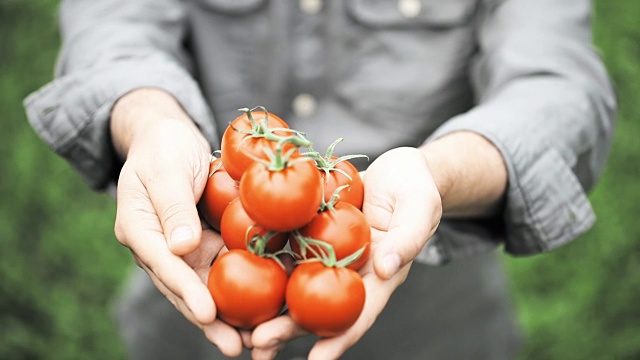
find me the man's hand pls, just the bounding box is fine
[110,88,244,357]
[250,147,442,360]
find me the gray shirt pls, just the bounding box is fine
[24,0,616,265]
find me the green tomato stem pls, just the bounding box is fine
[293,231,366,268]
[237,107,312,148]
[310,137,369,175]
[319,184,350,212]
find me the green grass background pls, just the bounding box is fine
[1,1,638,359]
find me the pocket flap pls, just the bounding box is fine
[192,0,267,14]
[347,0,477,28]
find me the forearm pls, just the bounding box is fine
[420,131,507,218]
[111,88,207,160]
[24,0,217,190]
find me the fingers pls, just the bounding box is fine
[251,345,281,360]
[124,118,210,256]
[251,265,411,360]
[142,159,203,255]
[116,168,215,324]
[131,234,243,358]
[112,116,243,353]
[363,147,442,280]
[252,315,307,349]
[128,229,216,324]
[250,315,308,359]
[240,330,254,349]
[308,265,411,360]
[183,228,226,283]
[372,186,440,280]
[133,256,204,327]
[203,321,245,358]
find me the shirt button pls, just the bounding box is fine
[398,0,422,18]
[292,93,317,117]
[300,0,322,15]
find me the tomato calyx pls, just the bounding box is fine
[248,138,316,173]
[265,144,307,172]
[305,137,368,180]
[233,106,317,172]
[319,184,350,212]
[292,230,366,268]
[245,229,288,269]
[235,106,311,149]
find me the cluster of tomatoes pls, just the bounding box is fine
[198,107,371,337]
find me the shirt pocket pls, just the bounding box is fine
[191,0,268,14]
[337,0,479,142]
[346,0,477,29]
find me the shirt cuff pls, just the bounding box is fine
[24,57,217,190]
[423,88,596,261]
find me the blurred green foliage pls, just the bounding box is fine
[503,2,640,359]
[1,1,130,359]
[0,1,638,359]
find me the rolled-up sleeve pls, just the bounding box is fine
[24,0,217,190]
[427,0,617,259]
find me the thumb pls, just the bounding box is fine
[373,190,441,280]
[145,162,203,256]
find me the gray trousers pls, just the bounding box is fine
[115,251,522,359]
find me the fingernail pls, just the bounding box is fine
[383,253,401,276]
[170,226,194,248]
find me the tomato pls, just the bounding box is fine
[220,198,288,252]
[286,262,365,337]
[221,110,296,181]
[292,201,370,270]
[321,156,364,209]
[207,250,288,329]
[239,159,323,232]
[198,158,239,230]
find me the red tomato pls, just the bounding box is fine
[221,111,295,181]
[239,159,322,232]
[198,158,239,230]
[208,250,288,329]
[322,157,364,210]
[286,262,365,337]
[292,202,370,270]
[220,198,288,252]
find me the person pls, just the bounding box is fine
[24,0,616,359]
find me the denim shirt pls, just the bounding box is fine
[24,0,616,265]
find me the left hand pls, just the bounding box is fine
[249,147,443,360]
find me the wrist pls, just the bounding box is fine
[419,131,508,217]
[110,88,199,159]
[420,141,457,208]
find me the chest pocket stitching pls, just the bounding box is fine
[346,0,479,29]
[189,0,268,15]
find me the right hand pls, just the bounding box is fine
[111,89,244,357]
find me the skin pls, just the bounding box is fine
[111,88,245,357]
[251,139,506,359]
[111,88,507,359]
